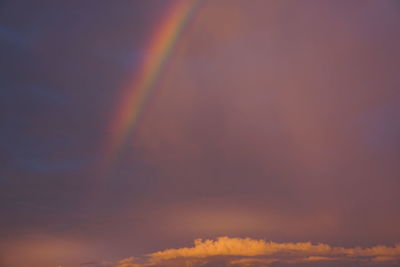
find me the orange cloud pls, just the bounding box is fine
[109,237,400,267]
[113,257,141,267]
[149,237,332,259]
[1,235,97,267]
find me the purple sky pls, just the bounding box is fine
[1,1,400,266]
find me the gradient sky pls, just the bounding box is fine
[1,1,400,267]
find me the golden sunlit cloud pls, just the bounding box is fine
[107,237,400,267]
[112,257,141,267]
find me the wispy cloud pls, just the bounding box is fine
[107,237,400,267]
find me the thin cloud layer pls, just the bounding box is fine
[109,237,400,267]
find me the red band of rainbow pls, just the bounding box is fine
[104,0,201,170]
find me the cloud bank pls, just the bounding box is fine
[107,237,400,267]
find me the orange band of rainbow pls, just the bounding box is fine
[104,0,201,169]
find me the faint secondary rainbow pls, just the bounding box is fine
[104,0,201,168]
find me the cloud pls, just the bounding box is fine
[112,257,141,267]
[108,237,400,267]
[1,235,98,267]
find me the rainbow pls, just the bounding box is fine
[104,0,201,168]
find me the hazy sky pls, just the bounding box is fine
[1,1,400,267]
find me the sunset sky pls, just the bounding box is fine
[1,1,400,266]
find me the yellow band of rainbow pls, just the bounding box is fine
[104,0,201,169]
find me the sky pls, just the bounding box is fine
[1,0,400,266]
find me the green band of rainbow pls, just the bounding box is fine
[105,0,201,168]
